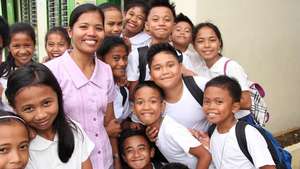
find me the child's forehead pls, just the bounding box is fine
[175,21,192,29]
[136,86,160,95]
[148,6,174,17]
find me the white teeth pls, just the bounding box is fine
[207,112,217,117]
[85,40,96,45]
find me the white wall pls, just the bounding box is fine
[173,0,300,134]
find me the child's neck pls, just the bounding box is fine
[149,116,164,132]
[150,38,169,46]
[123,29,137,38]
[38,127,56,141]
[205,54,221,68]
[164,80,183,103]
[216,117,237,134]
[173,43,188,53]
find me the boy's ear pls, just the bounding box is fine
[67,27,73,38]
[122,154,128,163]
[145,21,149,32]
[150,147,155,158]
[161,101,166,113]
[232,102,241,114]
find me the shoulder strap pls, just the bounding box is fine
[208,124,217,137]
[119,86,127,106]
[235,120,254,164]
[182,76,204,106]
[138,46,149,82]
[223,59,232,76]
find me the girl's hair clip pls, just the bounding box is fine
[0,115,26,124]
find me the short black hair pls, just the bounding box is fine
[119,128,153,155]
[204,75,242,102]
[97,36,129,60]
[45,26,71,47]
[0,16,9,47]
[125,0,150,18]
[175,13,194,29]
[148,0,176,19]
[161,162,189,169]
[133,80,165,101]
[10,22,36,45]
[193,22,223,52]
[98,2,121,12]
[147,43,182,69]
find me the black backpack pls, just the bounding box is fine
[182,76,204,106]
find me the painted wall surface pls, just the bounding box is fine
[173,0,300,134]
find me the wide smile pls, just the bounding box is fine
[82,39,97,46]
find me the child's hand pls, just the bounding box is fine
[181,66,197,76]
[129,122,143,130]
[146,126,159,142]
[105,119,122,138]
[189,129,210,149]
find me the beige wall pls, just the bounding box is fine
[173,0,300,134]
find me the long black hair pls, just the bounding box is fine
[0,22,35,78]
[5,62,76,163]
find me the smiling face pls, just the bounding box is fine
[149,52,182,90]
[203,86,239,125]
[133,86,165,126]
[68,11,104,55]
[124,6,146,37]
[103,45,128,79]
[14,85,59,138]
[193,26,221,66]
[104,9,123,36]
[171,21,192,50]
[46,33,69,59]
[146,6,174,43]
[9,33,34,67]
[123,135,154,169]
[0,121,29,169]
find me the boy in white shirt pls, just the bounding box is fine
[132,80,211,169]
[202,75,275,169]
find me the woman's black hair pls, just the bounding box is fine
[0,22,35,78]
[97,36,129,60]
[0,109,30,139]
[45,26,71,47]
[69,3,104,28]
[147,42,182,69]
[204,75,241,102]
[192,22,223,51]
[5,62,76,163]
[133,80,165,101]
[124,0,150,18]
[0,16,10,47]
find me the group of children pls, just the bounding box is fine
[0,0,280,169]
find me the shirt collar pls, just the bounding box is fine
[30,134,58,151]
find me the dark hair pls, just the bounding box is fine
[133,80,165,101]
[147,43,182,69]
[69,3,104,28]
[161,163,189,169]
[148,0,176,20]
[45,26,71,47]
[0,16,10,47]
[205,75,241,102]
[97,36,129,60]
[0,22,35,78]
[98,2,121,12]
[5,62,76,163]
[119,128,153,155]
[124,0,150,18]
[175,13,194,29]
[192,22,223,51]
[0,109,30,139]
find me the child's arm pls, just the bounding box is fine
[259,165,276,169]
[189,145,212,169]
[82,158,93,169]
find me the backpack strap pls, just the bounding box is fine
[207,124,217,137]
[182,76,204,106]
[138,46,149,83]
[235,120,254,164]
[223,59,232,76]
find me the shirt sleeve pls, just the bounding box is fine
[225,60,250,91]
[107,66,116,103]
[168,119,202,155]
[127,49,140,81]
[245,125,275,168]
[75,122,95,162]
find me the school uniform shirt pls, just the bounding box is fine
[210,123,274,169]
[183,45,208,76]
[45,51,116,169]
[128,31,151,51]
[201,56,251,119]
[25,121,95,169]
[156,115,202,169]
[165,76,210,132]
[127,41,195,82]
[113,84,130,122]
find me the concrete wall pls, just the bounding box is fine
[173,0,300,134]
